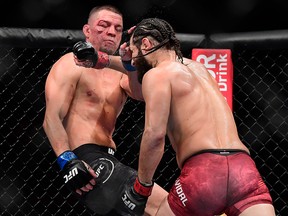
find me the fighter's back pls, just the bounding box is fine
[165,59,249,168]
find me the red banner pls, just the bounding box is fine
[192,49,233,110]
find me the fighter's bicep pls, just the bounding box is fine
[120,73,143,101]
[119,75,131,96]
[45,58,78,119]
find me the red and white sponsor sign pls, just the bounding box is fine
[192,49,233,110]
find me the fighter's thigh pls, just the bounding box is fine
[155,196,175,216]
[239,204,276,216]
[145,183,168,216]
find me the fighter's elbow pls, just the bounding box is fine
[42,114,57,134]
[42,117,48,133]
[128,85,144,101]
[143,127,166,145]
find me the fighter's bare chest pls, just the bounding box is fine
[77,71,124,103]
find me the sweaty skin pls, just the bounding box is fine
[130,41,249,178]
[169,59,250,168]
[43,8,167,215]
[140,58,248,169]
[129,29,275,215]
[44,54,128,153]
[44,9,127,156]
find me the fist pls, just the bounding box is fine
[73,41,95,60]
[61,159,96,195]
[72,41,110,69]
[117,177,153,215]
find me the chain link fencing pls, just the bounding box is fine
[0,28,287,215]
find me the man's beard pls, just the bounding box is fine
[133,49,153,84]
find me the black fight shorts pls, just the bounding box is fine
[73,143,137,216]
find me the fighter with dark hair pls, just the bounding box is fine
[121,18,276,216]
[130,18,183,83]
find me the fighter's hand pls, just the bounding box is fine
[57,151,96,195]
[75,161,97,195]
[119,25,136,61]
[126,25,136,35]
[118,177,153,215]
[119,42,132,61]
[119,26,137,72]
[73,41,110,69]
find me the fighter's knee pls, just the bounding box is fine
[145,184,168,216]
[155,196,175,216]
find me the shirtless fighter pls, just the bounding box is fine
[120,18,276,216]
[43,6,167,216]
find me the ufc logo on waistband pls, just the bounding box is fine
[63,168,78,183]
[108,148,115,155]
[122,194,136,210]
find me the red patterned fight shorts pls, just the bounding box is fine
[168,150,273,216]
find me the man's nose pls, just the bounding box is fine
[106,26,116,36]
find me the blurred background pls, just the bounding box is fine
[1,0,288,34]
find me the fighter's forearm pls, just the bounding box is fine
[138,130,165,184]
[43,115,70,156]
[108,55,128,74]
[126,71,143,101]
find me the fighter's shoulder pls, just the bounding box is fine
[183,59,209,77]
[183,57,205,68]
[53,52,74,66]
[46,52,84,83]
[50,52,80,72]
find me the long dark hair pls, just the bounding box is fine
[132,18,183,62]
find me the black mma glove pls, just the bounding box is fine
[121,177,153,216]
[73,41,110,69]
[57,151,93,191]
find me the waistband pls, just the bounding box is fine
[192,149,250,157]
[73,143,116,156]
[182,149,250,167]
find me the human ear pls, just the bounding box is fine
[141,37,153,50]
[82,24,90,38]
